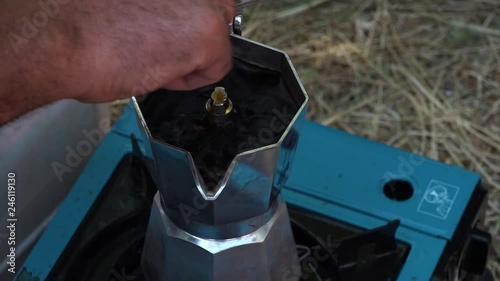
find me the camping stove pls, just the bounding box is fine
[16,36,493,281]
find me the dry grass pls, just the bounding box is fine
[244,0,499,278]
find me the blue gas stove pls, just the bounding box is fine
[16,35,492,281]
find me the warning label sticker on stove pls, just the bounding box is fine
[417,180,460,220]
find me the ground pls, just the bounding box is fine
[111,0,499,278]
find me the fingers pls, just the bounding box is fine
[79,0,237,101]
[163,1,235,91]
[162,48,233,91]
[212,0,237,25]
[163,55,232,91]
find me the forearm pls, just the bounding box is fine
[0,0,84,124]
[0,0,236,124]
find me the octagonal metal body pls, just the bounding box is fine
[135,35,307,281]
[141,193,300,281]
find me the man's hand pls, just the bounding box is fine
[0,0,236,123]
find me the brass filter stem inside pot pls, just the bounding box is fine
[206,87,233,116]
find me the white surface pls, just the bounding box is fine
[0,100,110,280]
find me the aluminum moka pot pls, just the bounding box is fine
[133,35,308,281]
